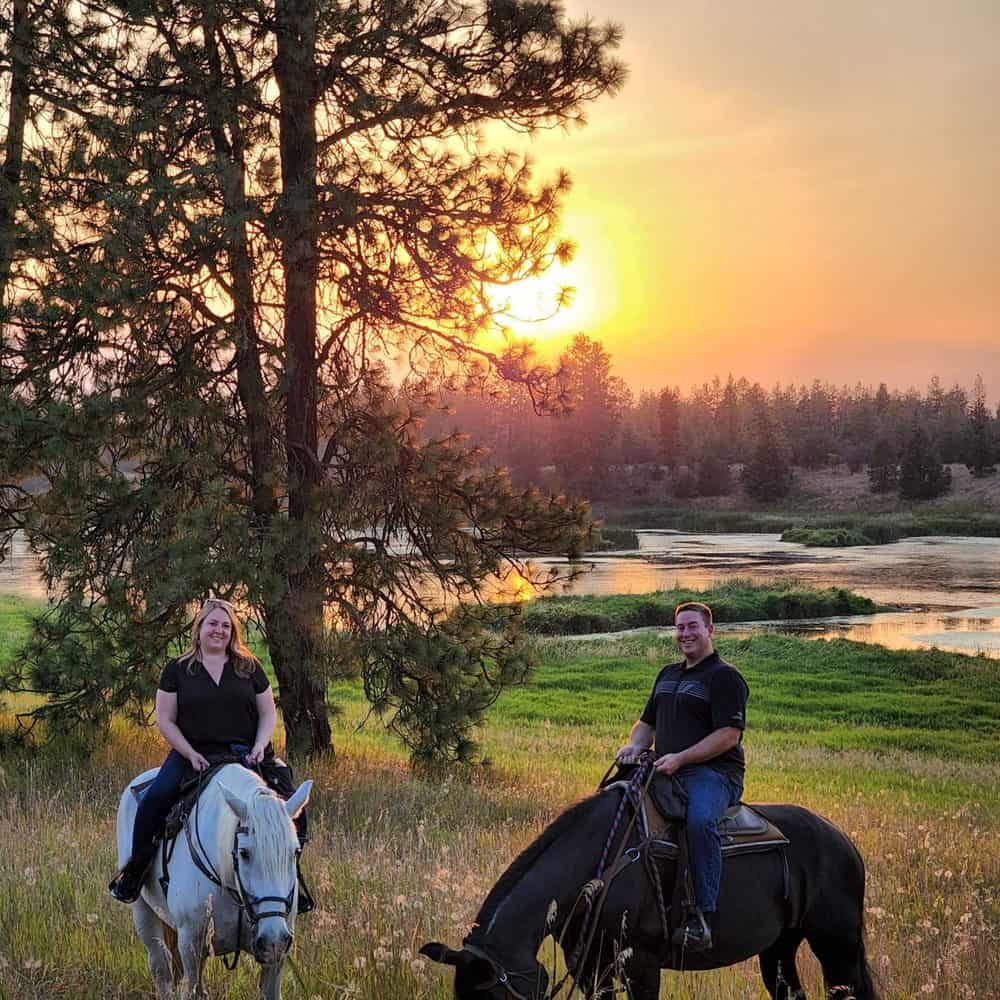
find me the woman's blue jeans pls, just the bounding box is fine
[131,750,189,857]
[676,766,742,913]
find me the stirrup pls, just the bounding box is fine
[672,909,712,952]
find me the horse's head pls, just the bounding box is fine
[219,779,312,965]
[420,941,549,1000]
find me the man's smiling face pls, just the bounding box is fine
[675,609,714,665]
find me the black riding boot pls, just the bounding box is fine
[672,908,712,952]
[108,840,158,904]
[296,828,315,915]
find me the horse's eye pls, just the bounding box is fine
[239,848,251,860]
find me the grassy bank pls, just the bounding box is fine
[2,629,997,998]
[597,505,1000,545]
[517,580,880,635]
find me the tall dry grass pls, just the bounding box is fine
[1,702,997,999]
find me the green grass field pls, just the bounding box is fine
[1,601,998,998]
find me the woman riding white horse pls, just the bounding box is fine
[116,761,312,999]
[110,598,315,997]
[109,598,310,903]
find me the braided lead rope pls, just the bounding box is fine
[559,759,654,992]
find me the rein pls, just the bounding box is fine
[549,758,657,997]
[466,758,666,1000]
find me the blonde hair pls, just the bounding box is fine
[177,599,260,679]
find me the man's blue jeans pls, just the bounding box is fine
[676,766,742,913]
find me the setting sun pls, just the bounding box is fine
[486,208,625,358]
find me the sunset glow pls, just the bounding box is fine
[492,0,999,394]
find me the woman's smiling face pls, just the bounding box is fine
[199,606,233,655]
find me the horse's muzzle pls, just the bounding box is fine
[253,925,293,964]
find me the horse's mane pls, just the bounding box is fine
[244,788,297,877]
[469,792,606,940]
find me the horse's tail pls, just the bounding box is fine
[163,923,181,982]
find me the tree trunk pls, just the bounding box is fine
[0,0,32,310]
[272,0,330,757]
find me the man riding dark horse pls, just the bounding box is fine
[615,600,748,952]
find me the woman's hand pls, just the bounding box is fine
[188,750,210,771]
[245,743,267,766]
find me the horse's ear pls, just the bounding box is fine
[219,782,249,822]
[419,942,463,966]
[284,779,313,820]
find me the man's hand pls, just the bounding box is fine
[188,750,210,772]
[653,752,685,775]
[615,744,646,765]
[246,743,267,766]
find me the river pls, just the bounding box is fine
[529,532,1000,657]
[4,529,1000,657]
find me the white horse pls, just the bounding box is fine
[116,763,312,999]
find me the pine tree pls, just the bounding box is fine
[696,438,732,496]
[657,387,682,470]
[898,422,952,500]
[965,376,996,477]
[0,0,623,760]
[551,335,632,494]
[867,437,899,493]
[740,405,793,502]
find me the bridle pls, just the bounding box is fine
[229,823,300,924]
[461,759,658,1000]
[182,779,299,969]
[461,941,541,1000]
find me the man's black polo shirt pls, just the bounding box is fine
[159,657,271,757]
[640,651,749,786]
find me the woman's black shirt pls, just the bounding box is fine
[159,657,270,757]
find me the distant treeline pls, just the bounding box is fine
[419,335,998,501]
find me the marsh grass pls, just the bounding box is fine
[519,583,880,635]
[1,628,998,997]
[598,506,1000,544]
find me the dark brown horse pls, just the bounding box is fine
[422,786,877,999]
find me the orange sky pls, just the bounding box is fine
[494,0,999,397]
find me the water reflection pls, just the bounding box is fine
[721,609,1000,658]
[531,532,1000,658]
[0,531,48,600]
[4,528,1000,657]
[533,532,1000,609]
